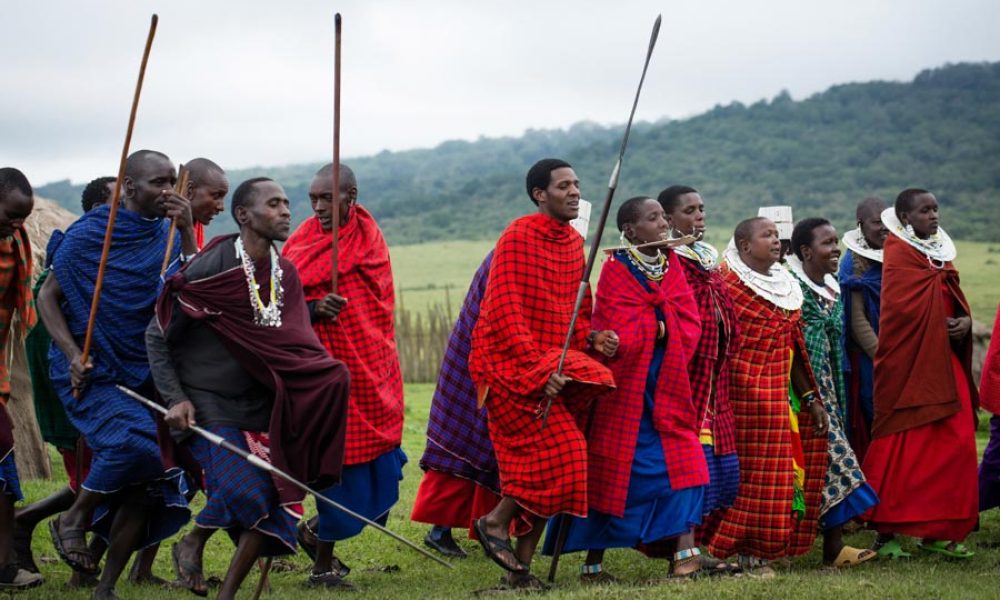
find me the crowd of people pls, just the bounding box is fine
[0,155,997,598]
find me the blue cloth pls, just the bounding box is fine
[316,447,407,542]
[838,250,882,436]
[820,482,879,529]
[48,204,187,546]
[0,450,22,502]
[542,346,704,554]
[701,444,739,514]
[189,426,297,556]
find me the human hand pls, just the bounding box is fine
[69,352,93,392]
[160,190,193,230]
[165,400,197,430]
[315,293,348,320]
[808,400,829,436]
[593,330,619,358]
[544,372,569,397]
[947,316,971,342]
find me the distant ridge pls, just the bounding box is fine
[37,61,1000,244]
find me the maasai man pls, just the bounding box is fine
[148,177,349,599]
[411,251,500,558]
[659,186,740,571]
[282,163,405,589]
[862,189,978,559]
[787,218,878,567]
[468,158,617,591]
[37,149,197,599]
[978,305,1000,514]
[838,197,888,462]
[15,176,115,579]
[181,158,229,249]
[705,217,829,576]
[0,167,43,591]
[540,196,706,582]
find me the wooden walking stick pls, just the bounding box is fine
[77,14,159,392]
[331,12,342,293]
[544,14,662,584]
[159,166,189,277]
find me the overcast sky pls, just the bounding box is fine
[3,0,998,185]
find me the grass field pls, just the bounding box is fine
[14,384,1000,599]
[390,238,1000,327]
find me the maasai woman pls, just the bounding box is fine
[659,187,740,571]
[861,189,978,559]
[787,218,878,567]
[705,217,829,576]
[541,196,707,581]
[838,197,888,462]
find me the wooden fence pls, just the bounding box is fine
[395,287,456,383]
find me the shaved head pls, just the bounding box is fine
[315,163,357,192]
[734,216,769,248]
[856,196,885,221]
[124,149,170,180]
[184,157,225,184]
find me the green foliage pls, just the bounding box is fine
[36,62,1000,244]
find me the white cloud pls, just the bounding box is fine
[2,0,998,184]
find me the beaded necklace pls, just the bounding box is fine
[624,245,667,281]
[674,240,719,270]
[235,236,284,328]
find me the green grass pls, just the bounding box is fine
[390,238,1000,327]
[15,384,1000,599]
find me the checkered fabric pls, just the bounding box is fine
[704,268,826,560]
[283,209,403,465]
[0,228,36,402]
[586,251,707,517]
[677,254,739,456]
[421,251,499,491]
[469,213,614,518]
[189,425,298,556]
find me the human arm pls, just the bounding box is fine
[145,317,196,429]
[850,290,878,357]
[791,350,829,436]
[36,271,92,391]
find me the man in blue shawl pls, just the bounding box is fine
[411,252,501,556]
[837,197,888,463]
[36,150,199,600]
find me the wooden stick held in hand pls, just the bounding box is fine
[78,14,159,391]
[159,167,189,277]
[331,12,342,293]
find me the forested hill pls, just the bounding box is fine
[37,61,1000,244]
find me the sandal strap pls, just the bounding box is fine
[580,563,603,575]
[674,547,702,562]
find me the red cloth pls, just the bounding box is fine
[677,254,739,455]
[157,235,349,507]
[59,445,93,493]
[979,305,1000,414]
[862,282,979,540]
[194,221,205,250]
[586,252,707,517]
[705,268,826,560]
[410,469,500,530]
[871,235,978,437]
[468,213,614,520]
[283,208,404,465]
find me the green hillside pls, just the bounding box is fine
[37,61,1000,244]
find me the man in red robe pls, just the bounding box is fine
[468,158,617,590]
[283,163,405,589]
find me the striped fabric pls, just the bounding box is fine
[704,268,826,560]
[420,251,498,491]
[0,228,36,402]
[189,426,298,556]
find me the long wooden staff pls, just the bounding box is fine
[538,14,661,429]
[544,14,662,584]
[331,12,342,293]
[159,167,189,277]
[78,14,158,382]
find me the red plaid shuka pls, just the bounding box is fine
[677,254,739,455]
[705,268,826,560]
[587,251,707,517]
[469,213,615,520]
[283,207,404,465]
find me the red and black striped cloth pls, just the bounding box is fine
[704,267,826,560]
[469,213,614,520]
[283,208,404,465]
[586,251,707,517]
